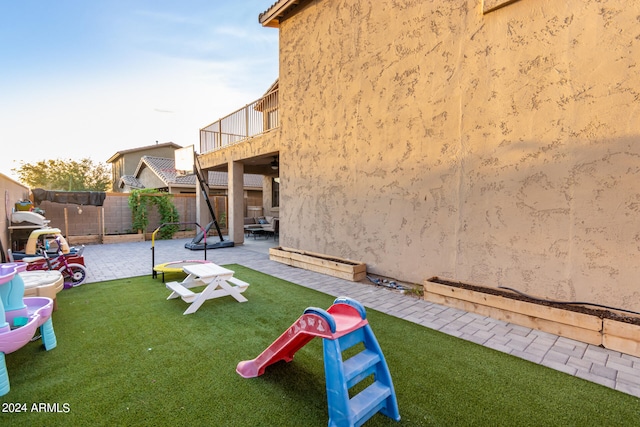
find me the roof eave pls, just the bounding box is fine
[259,0,301,28]
[106,142,182,163]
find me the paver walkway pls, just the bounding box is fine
[81,237,640,399]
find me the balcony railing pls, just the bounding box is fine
[200,88,279,154]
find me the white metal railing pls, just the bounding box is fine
[200,88,279,154]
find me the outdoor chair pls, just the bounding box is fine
[262,218,279,240]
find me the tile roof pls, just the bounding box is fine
[135,156,263,189]
[260,0,302,27]
[119,175,144,189]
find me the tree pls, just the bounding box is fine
[12,158,111,191]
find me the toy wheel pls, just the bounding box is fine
[64,264,87,288]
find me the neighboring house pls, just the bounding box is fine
[197,1,640,314]
[107,142,183,192]
[119,156,263,202]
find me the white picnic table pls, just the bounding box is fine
[165,263,249,315]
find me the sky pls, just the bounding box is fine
[0,1,279,181]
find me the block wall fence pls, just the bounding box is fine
[36,193,222,238]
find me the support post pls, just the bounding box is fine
[229,160,245,244]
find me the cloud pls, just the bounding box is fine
[0,1,279,179]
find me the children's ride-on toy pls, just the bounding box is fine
[10,228,83,261]
[16,235,87,289]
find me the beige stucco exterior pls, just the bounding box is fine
[0,173,30,257]
[202,0,640,312]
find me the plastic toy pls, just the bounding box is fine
[153,260,212,282]
[166,263,249,315]
[151,222,212,280]
[21,271,64,310]
[19,235,87,288]
[10,227,81,261]
[0,262,57,396]
[236,297,400,426]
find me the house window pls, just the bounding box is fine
[266,109,279,130]
[272,177,280,208]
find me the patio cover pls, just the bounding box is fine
[32,188,107,206]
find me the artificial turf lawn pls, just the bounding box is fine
[1,265,638,426]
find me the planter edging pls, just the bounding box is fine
[269,246,366,282]
[424,278,640,357]
[102,234,146,244]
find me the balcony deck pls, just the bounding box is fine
[200,86,278,155]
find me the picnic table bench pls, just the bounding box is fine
[166,263,249,315]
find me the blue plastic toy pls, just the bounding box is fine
[0,263,57,396]
[237,297,400,426]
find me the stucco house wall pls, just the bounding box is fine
[137,165,167,190]
[0,173,30,259]
[276,0,640,310]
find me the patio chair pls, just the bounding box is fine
[262,218,279,240]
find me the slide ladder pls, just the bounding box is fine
[320,298,400,427]
[237,297,400,426]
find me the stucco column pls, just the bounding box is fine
[228,160,244,244]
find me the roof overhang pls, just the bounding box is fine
[106,142,182,163]
[259,0,305,28]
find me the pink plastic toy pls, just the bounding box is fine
[237,297,400,426]
[0,262,57,396]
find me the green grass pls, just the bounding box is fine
[1,265,638,426]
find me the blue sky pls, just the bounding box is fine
[0,1,278,179]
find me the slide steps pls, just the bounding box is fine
[324,311,400,427]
